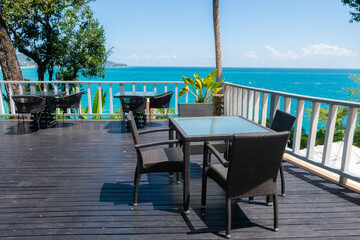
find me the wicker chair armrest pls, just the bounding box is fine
[135,139,180,149]
[205,141,229,168]
[138,127,171,134]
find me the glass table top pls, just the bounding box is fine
[173,116,270,136]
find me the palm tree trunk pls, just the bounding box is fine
[213,0,223,86]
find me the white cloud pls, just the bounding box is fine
[266,45,299,60]
[245,51,259,59]
[129,54,140,60]
[302,44,357,57]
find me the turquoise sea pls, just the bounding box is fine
[20,66,360,101]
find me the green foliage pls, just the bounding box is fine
[342,0,360,23]
[80,88,121,119]
[344,74,360,100]
[178,69,223,103]
[153,108,175,119]
[0,0,110,81]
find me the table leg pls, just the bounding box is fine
[183,141,190,214]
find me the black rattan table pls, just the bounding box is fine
[169,115,272,213]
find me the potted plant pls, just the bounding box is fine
[178,69,223,117]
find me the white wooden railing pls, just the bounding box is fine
[224,82,360,185]
[0,80,185,117]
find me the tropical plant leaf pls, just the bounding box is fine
[182,76,195,86]
[178,85,189,98]
[211,80,224,90]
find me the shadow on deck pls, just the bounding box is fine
[0,120,359,239]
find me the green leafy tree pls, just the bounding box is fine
[0,0,110,81]
[342,0,360,22]
[56,6,111,81]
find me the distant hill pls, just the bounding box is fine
[105,60,128,68]
[17,53,36,67]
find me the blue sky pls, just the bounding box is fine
[90,0,360,68]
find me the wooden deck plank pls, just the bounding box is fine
[0,120,359,239]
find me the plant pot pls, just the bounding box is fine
[212,94,224,116]
[178,103,213,117]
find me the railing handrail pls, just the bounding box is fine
[0,80,184,84]
[224,82,360,108]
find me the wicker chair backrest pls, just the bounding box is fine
[270,110,296,132]
[120,96,146,113]
[55,91,84,109]
[12,96,46,114]
[226,131,290,198]
[127,111,141,145]
[178,103,213,117]
[149,91,174,109]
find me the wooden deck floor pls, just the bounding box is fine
[0,120,360,239]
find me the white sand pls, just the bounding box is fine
[298,141,360,176]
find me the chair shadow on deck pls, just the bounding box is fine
[4,122,39,135]
[181,200,274,238]
[284,163,360,206]
[104,120,166,134]
[99,162,203,207]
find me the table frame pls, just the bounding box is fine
[169,116,273,213]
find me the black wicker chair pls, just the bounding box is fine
[270,110,296,196]
[178,103,213,117]
[120,96,147,128]
[55,91,84,124]
[201,132,290,238]
[127,111,184,206]
[12,95,46,130]
[149,91,174,120]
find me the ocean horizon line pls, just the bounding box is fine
[18,66,360,71]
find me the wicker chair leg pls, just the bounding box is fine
[273,194,279,231]
[248,196,254,203]
[176,172,181,184]
[280,162,285,197]
[226,197,231,239]
[201,169,208,209]
[133,168,142,207]
[266,195,273,206]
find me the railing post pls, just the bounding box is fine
[340,107,358,184]
[8,84,15,114]
[306,102,320,159]
[109,84,113,115]
[292,99,304,153]
[98,83,102,114]
[242,89,247,118]
[175,84,178,115]
[0,84,5,114]
[247,90,254,120]
[87,83,92,114]
[76,84,81,115]
[260,93,268,126]
[253,91,260,123]
[269,94,280,126]
[65,84,70,114]
[322,104,338,165]
[233,88,238,115]
[229,86,234,115]
[224,84,229,116]
[284,97,291,113]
